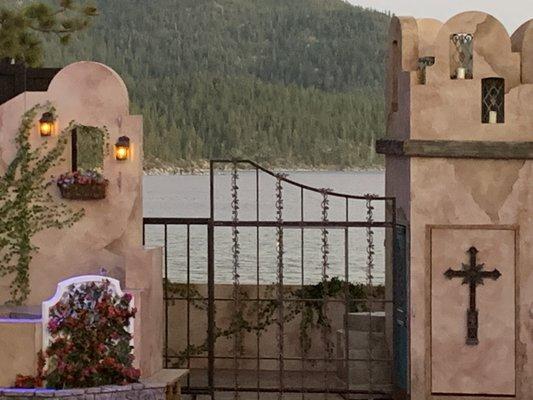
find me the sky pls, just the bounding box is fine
[347,0,532,34]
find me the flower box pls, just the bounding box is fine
[57,170,109,201]
[59,181,108,200]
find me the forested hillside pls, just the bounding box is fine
[42,0,390,169]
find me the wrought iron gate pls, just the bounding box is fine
[143,160,406,400]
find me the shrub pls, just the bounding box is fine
[15,280,140,389]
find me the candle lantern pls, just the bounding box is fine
[39,112,56,137]
[114,136,130,161]
[489,110,498,124]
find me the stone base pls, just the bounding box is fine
[0,384,165,400]
[0,369,189,400]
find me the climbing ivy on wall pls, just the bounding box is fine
[0,104,84,305]
[75,124,110,171]
[167,277,385,367]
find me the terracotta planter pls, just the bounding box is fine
[58,181,108,200]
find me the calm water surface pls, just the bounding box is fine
[143,171,385,285]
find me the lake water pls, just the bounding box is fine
[143,171,386,285]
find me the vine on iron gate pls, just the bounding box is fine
[166,278,385,367]
[0,104,85,304]
[164,186,386,369]
[275,174,285,395]
[230,162,243,396]
[365,194,377,296]
[320,189,334,386]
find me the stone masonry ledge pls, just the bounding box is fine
[0,369,189,400]
[0,383,164,399]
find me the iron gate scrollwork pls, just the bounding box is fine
[143,160,404,400]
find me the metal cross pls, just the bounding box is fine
[444,246,502,345]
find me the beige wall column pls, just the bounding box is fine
[379,12,533,400]
[0,61,164,383]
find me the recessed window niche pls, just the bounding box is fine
[71,126,105,172]
[417,56,435,84]
[450,33,473,79]
[482,78,505,124]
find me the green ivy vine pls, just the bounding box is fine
[0,104,85,305]
[75,124,110,171]
[166,277,385,367]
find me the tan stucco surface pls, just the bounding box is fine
[385,11,533,400]
[407,158,533,399]
[0,321,41,387]
[0,62,163,383]
[431,228,515,395]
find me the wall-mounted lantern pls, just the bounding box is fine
[114,136,130,161]
[39,112,56,137]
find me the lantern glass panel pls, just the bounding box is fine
[114,136,130,161]
[39,112,55,136]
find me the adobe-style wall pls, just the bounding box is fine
[0,62,163,384]
[381,11,533,400]
[0,61,143,305]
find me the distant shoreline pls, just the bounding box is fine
[143,166,384,176]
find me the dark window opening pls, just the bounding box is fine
[482,78,505,124]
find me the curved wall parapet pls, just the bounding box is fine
[387,11,533,142]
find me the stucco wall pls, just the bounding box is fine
[0,62,163,381]
[385,11,533,400]
[407,158,533,399]
[0,61,144,305]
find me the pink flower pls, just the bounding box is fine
[48,318,60,333]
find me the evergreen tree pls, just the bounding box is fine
[0,0,97,66]
[12,0,390,169]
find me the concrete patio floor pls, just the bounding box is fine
[181,369,392,400]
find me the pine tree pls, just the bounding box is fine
[0,0,98,66]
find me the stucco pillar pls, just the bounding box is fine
[378,12,533,400]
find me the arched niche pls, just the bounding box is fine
[428,12,520,88]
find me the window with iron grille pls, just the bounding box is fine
[450,33,473,79]
[482,78,505,124]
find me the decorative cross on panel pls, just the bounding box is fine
[444,247,502,346]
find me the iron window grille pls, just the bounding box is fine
[482,78,505,124]
[450,33,474,79]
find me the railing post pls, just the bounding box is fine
[207,160,215,400]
